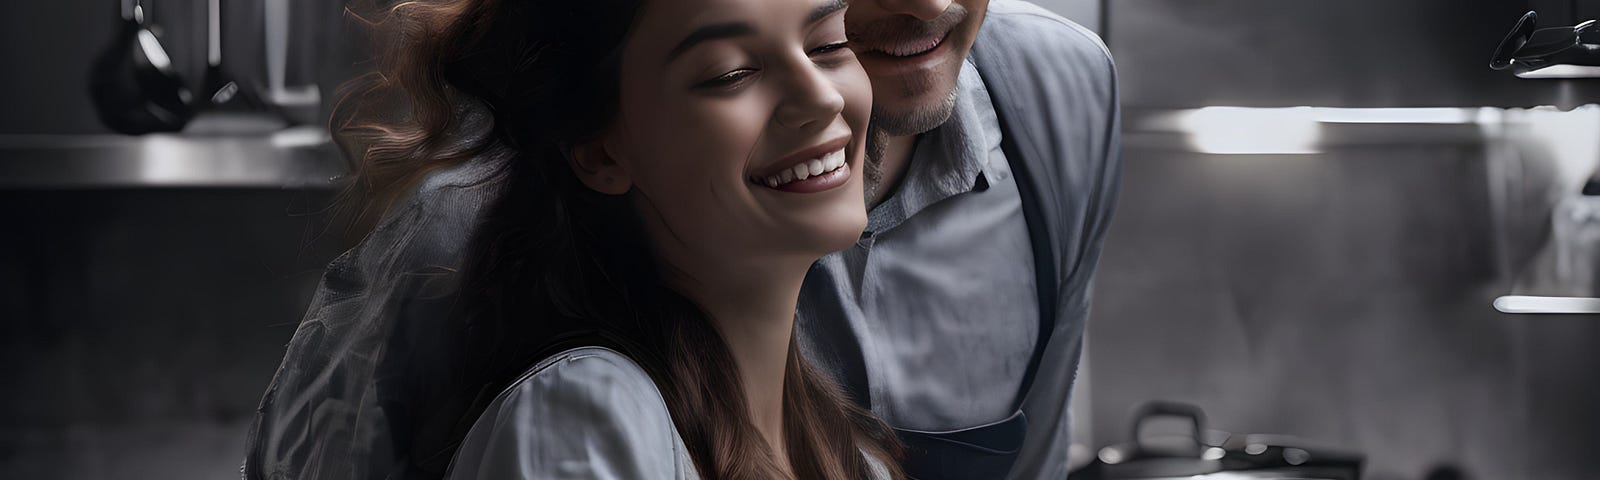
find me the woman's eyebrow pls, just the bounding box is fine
[663,0,845,65]
[807,0,847,24]
[666,22,756,63]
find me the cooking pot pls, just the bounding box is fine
[1070,401,1363,480]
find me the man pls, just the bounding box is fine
[796,0,1120,478]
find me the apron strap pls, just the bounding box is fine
[970,45,1060,415]
[890,43,1062,480]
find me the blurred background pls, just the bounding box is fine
[1,0,1597,478]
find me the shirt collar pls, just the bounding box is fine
[866,59,1004,233]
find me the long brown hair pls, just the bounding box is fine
[335,0,903,478]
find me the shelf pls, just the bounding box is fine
[0,114,347,190]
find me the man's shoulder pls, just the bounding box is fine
[334,152,511,278]
[975,0,1115,84]
[969,0,1121,244]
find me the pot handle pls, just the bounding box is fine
[1129,401,1207,456]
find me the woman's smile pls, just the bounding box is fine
[748,135,853,193]
[761,150,850,193]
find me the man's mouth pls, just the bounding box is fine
[863,30,950,58]
[864,30,947,58]
[848,4,968,61]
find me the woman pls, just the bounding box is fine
[258,0,901,477]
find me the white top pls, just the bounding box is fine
[444,346,891,479]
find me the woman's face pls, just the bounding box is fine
[600,0,872,280]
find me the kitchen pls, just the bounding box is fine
[1,0,1596,478]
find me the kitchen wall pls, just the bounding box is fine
[1,0,121,134]
[1085,1,1600,478]
[1089,115,1600,479]
[1106,0,1600,108]
[1031,0,1100,33]
[0,0,358,134]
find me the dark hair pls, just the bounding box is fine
[335,0,903,478]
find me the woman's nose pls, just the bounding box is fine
[773,65,846,131]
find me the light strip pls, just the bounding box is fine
[1493,296,1600,314]
[1179,107,1321,155]
[1312,107,1482,124]
[1514,65,1600,79]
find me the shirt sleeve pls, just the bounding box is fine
[445,348,691,480]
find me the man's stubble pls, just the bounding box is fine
[862,86,958,203]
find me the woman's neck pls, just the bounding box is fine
[668,256,810,470]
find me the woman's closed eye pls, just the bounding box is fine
[695,41,850,91]
[809,41,849,57]
[694,67,759,91]
[807,41,853,68]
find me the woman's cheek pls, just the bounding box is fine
[638,99,766,214]
[833,61,873,130]
[687,98,772,174]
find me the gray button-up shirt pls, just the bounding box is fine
[797,58,1039,431]
[796,5,1124,476]
[446,347,894,479]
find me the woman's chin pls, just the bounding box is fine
[747,178,864,252]
[788,202,869,257]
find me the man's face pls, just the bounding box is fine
[845,0,990,136]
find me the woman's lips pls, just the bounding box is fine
[774,154,850,194]
[750,148,849,193]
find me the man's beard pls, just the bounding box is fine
[871,85,959,137]
[862,125,890,204]
[848,1,967,139]
[861,87,958,204]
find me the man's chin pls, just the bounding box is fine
[869,86,959,137]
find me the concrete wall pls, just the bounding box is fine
[1105,0,1600,109]
[1089,127,1600,479]
[1085,1,1600,478]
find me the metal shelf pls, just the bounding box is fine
[0,114,347,190]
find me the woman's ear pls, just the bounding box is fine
[568,139,633,195]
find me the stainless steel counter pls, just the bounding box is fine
[0,114,347,190]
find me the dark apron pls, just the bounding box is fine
[892,62,1060,480]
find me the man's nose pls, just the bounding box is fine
[869,0,952,22]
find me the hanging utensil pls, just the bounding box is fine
[1490,11,1600,79]
[199,0,264,111]
[89,0,195,134]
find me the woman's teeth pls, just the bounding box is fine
[753,149,846,188]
